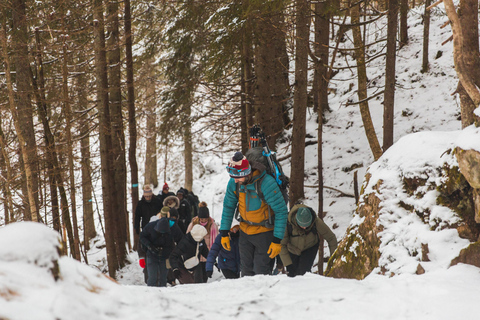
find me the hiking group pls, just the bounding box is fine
[134,150,338,287]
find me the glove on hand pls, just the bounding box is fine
[139,258,146,269]
[206,270,213,278]
[149,246,162,256]
[173,269,181,279]
[267,242,282,259]
[221,236,231,251]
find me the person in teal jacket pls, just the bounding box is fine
[219,151,288,276]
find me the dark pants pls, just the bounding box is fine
[221,269,240,279]
[146,252,168,287]
[288,242,320,276]
[176,264,206,284]
[239,230,274,276]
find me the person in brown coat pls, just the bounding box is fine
[280,204,337,277]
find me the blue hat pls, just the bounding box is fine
[296,207,313,228]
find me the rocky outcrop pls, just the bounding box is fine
[326,143,480,279]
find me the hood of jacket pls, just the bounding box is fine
[163,195,180,209]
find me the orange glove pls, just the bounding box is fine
[267,242,282,259]
[221,236,231,251]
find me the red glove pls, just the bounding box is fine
[139,258,146,268]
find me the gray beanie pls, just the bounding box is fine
[296,207,313,228]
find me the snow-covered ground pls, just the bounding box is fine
[2,5,480,320]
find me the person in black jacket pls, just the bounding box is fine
[176,189,191,234]
[134,185,163,283]
[158,183,175,205]
[140,217,180,287]
[169,224,209,284]
[206,224,241,279]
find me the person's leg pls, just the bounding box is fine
[286,252,300,276]
[296,242,320,276]
[193,262,207,283]
[158,258,168,287]
[146,253,160,287]
[252,231,274,275]
[221,269,240,279]
[239,230,255,276]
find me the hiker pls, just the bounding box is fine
[158,182,175,205]
[140,217,177,287]
[206,224,241,279]
[169,224,209,284]
[176,189,192,234]
[165,207,184,286]
[280,204,338,277]
[219,151,289,276]
[134,185,163,283]
[186,202,219,282]
[181,187,200,218]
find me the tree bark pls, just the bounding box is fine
[289,0,309,206]
[125,0,137,252]
[93,0,118,277]
[444,0,480,126]
[352,3,383,160]
[253,0,289,147]
[62,28,81,260]
[422,0,431,73]
[107,0,127,267]
[77,52,96,251]
[400,0,409,46]
[313,0,330,275]
[33,28,61,232]
[184,106,193,192]
[454,0,480,128]
[241,0,255,153]
[145,68,158,188]
[11,0,40,222]
[383,0,399,151]
[0,124,14,225]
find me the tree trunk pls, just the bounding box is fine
[400,0,409,46]
[32,28,61,232]
[145,69,157,188]
[125,0,137,252]
[289,0,309,206]
[62,30,81,261]
[11,0,40,222]
[107,0,127,267]
[313,0,330,275]
[383,0,399,151]
[422,0,431,73]
[77,53,96,251]
[241,1,255,152]
[253,0,289,147]
[93,0,118,277]
[184,107,193,192]
[352,3,383,160]
[0,124,14,225]
[443,0,480,127]
[455,0,480,128]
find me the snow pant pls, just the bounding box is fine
[287,242,319,276]
[221,269,240,279]
[146,252,168,287]
[176,265,206,284]
[239,230,274,276]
